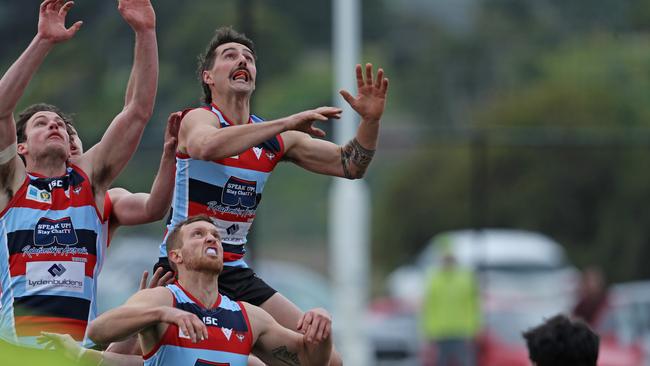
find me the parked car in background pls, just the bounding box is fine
[387,229,579,308]
[594,281,650,366]
[378,229,580,365]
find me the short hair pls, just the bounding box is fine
[196,26,256,104]
[523,314,599,366]
[166,215,220,272]
[15,103,73,143]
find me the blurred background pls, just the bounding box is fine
[5,0,650,364]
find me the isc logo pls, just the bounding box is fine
[202,316,219,326]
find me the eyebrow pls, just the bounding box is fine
[220,47,254,57]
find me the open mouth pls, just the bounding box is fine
[231,69,250,82]
[205,247,219,257]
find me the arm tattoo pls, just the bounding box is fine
[340,138,376,179]
[271,346,301,366]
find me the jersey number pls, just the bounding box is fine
[194,359,229,366]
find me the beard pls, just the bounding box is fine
[32,143,69,165]
[185,256,223,274]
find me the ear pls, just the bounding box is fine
[169,249,182,267]
[202,70,214,86]
[17,142,27,155]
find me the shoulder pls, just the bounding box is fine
[182,107,218,126]
[127,286,173,307]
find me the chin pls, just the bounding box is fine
[189,258,223,274]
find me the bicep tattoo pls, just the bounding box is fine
[271,346,301,366]
[340,138,376,179]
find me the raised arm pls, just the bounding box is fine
[283,63,389,179]
[179,106,341,161]
[0,0,82,203]
[107,112,180,231]
[246,304,333,366]
[81,0,158,191]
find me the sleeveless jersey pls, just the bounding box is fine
[143,282,253,366]
[0,164,109,348]
[159,104,285,267]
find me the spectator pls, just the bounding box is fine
[523,314,599,366]
[421,252,481,366]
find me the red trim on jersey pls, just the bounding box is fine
[223,252,244,262]
[15,316,86,340]
[187,201,255,223]
[238,301,255,351]
[9,164,103,221]
[104,192,113,247]
[9,254,98,278]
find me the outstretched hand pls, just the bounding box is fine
[37,0,83,44]
[286,107,342,138]
[340,63,389,123]
[163,111,182,156]
[118,0,156,31]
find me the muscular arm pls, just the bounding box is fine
[180,107,341,161]
[81,0,158,191]
[246,304,332,366]
[87,287,171,345]
[0,0,82,204]
[108,112,180,230]
[283,63,388,179]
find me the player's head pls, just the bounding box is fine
[166,215,223,275]
[16,103,72,163]
[197,26,257,104]
[523,314,599,366]
[67,123,84,157]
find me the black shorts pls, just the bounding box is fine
[153,257,277,306]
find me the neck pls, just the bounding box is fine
[26,156,67,177]
[177,270,220,307]
[211,93,251,125]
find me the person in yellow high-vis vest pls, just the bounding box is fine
[421,253,481,366]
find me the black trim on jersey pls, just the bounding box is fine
[7,229,98,256]
[188,179,261,210]
[14,295,90,321]
[222,243,245,256]
[175,302,248,332]
[29,169,86,192]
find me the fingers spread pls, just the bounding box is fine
[375,68,384,89]
[59,1,74,16]
[139,271,149,290]
[365,63,373,86]
[339,90,355,105]
[355,64,364,89]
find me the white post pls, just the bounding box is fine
[331,0,371,365]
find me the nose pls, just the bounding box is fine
[205,234,218,244]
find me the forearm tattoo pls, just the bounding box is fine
[340,138,376,179]
[271,346,301,365]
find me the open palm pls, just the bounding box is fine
[340,63,389,123]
